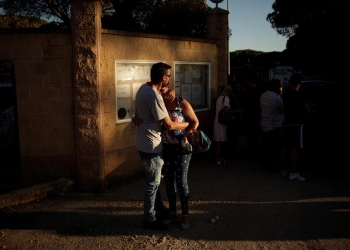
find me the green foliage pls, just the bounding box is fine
[267,0,350,78]
[0,14,48,28]
[267,0,349,38]
[0,0,113,28]
[231,50,261,67]
[146,0,210,38]
[109,0,210,38]
[103,0,145,31]
[0,0,70,27]
[230,50,288,68]
[1,0,209,38]
[229,49,293,84]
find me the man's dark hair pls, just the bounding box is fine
[289,73,303,86]
[246,74,260,84]
[150,62,172,82]
[268,78,282,92]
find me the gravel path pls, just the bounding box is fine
[1,156,350,250]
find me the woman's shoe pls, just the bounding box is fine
[181,215,190,230]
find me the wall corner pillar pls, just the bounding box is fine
[71,0,106,191]
[207,7,229,91]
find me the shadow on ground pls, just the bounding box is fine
[1,155,350,243]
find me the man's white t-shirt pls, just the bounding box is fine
[135,84,168,153]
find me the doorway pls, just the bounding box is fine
[0,61,21,193]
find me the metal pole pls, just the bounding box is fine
[227,0,230,77]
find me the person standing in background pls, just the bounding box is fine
[241,75,263,161]
[226,82,243,160]
[134,62,189,231]
[259,79,284,172]
[282,77,288,89]
[280,73,310,181]
[213,85,233,166]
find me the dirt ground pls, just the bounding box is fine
[1,154,350,250]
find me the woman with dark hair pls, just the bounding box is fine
[160,87,199,230]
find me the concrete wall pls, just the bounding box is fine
[0,29,219,190]
[0,30,75,184]
[100,30,218,184]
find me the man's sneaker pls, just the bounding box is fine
[216,159,226,166]
[289,173,306,181]
[163,211,177,225]
[155,208,170,222]
[281,169,288,177]
[142,220,169,231]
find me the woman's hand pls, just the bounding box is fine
[162,89,176,102]
[181,136,192,152]
[183,128,195,140]
[182,135,189,144]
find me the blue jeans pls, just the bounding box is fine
[138,151,165,222]
[163,144,192,215]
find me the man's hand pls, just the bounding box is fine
[132,114,143,126]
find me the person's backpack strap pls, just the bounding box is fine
[188,130,211,153]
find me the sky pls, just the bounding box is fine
[206,0,287,52]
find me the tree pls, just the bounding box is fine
[103,0,146,32]
[0,0,114,28]
[266,0,350,78]
[229,49,292,83]
[0,0,71,27]
[0,14,48,28]
[145,0,210,38]
[1,0,210,38]
[230,50,263,67]
[109,0,210,38]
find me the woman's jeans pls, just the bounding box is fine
[163,144,191,215]
[138,151,165,222]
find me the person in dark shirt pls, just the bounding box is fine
[241,75,263,161]
[281,73,311,181]
[226,82,243,161]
